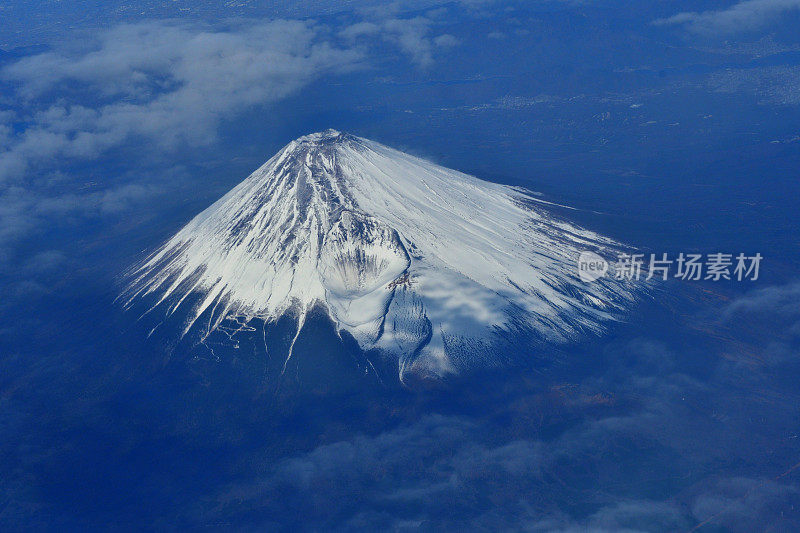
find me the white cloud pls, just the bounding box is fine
[338,21,382,40]
[0,20,364,183]
[433,34,461,47]
[1,14,464,186]
[340,15,461,68]
[654,0,800,36]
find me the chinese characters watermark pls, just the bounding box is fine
[577,252,762,282]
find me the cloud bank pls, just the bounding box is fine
[655,0,800,36]
[0,20,363,183]
[339,15,459,67]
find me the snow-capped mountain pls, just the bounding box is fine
[122,130,640,382]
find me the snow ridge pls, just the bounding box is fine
[122,130,639,380]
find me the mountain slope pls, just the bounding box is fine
[122,130,640,382]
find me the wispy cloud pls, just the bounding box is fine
[339,13,460,68]
[654,0,800,36]
[0,12,461,191]
[0,20,363,184]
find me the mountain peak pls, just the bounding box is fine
[122,135,643,383]
[293,129,349,145]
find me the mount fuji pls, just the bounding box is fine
[122,130,641,384]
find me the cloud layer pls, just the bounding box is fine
[655,0,800,36]
[1,20,363,183]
